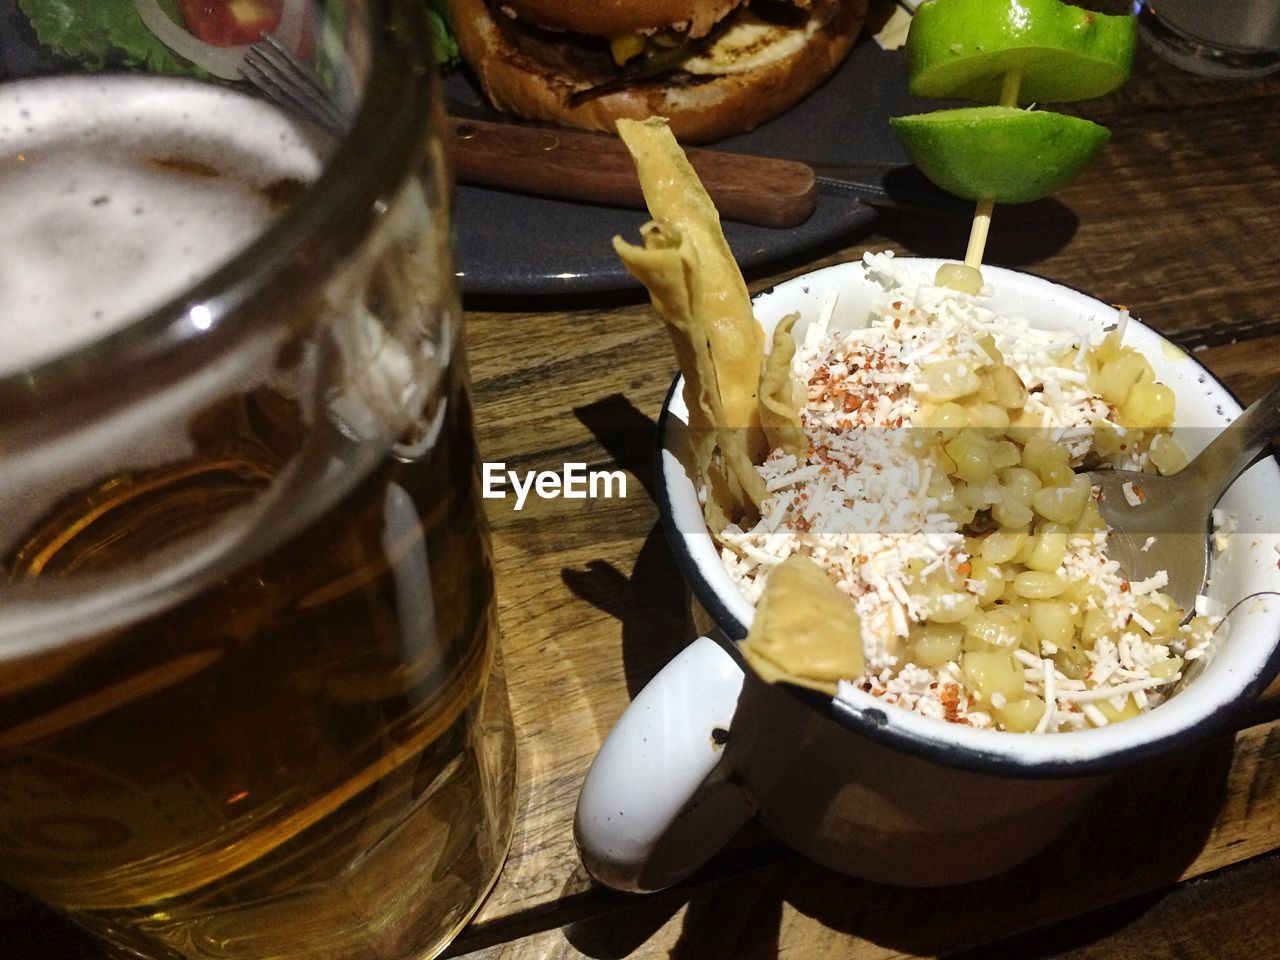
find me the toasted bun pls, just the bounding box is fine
[449,0,867,144]
[498,0,747,39]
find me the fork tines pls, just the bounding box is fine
[239,33,347,137]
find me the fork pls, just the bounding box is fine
[1087,379,1280,614]
[239,33,348,136]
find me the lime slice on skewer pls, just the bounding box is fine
[890,107,1110,204]
[906,0,1136,104]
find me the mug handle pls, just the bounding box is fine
[574,635,756,892]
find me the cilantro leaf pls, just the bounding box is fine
[17,0,203,75]
[427,0,459,69]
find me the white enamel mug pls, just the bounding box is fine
[575,257,1280,892]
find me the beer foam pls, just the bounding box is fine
[0,75,325,377]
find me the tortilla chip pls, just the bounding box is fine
[741,555,865,694]
[615,118,766,461]
[758,312,806,460]
[614,222,766,524]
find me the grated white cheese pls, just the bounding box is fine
[1212,508,1238,553]
[1083,704,1109,727]
[1129,570,1169,596]
[1035,659,1057,734]
[722,252,1213,733]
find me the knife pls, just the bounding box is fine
[447,116,816,229]
[446,116,965,229]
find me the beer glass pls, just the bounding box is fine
[0,2,516,959]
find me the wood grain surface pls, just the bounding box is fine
[5,14,1280,960]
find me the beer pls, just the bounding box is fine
[0,77,515,960]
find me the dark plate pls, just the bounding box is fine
[0,3,917,298]
[446,33,918,297]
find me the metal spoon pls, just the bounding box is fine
[1087,379,1280,614]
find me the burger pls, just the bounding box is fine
[445,0,869,142]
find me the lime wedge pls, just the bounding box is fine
[890,107,1110,203]
[906,0,1136,104]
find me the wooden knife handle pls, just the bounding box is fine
[446,117,818,229]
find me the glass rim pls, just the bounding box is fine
[0,0,438,421]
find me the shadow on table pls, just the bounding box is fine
[550,725,1233,960]
[562,396,694,701]
[874,197,1080,268]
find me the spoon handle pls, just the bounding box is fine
[1190,379,1280,502]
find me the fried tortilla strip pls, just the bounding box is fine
[615,118,766,462]
[758,312,806,460]
[741,555,865,695]
[613,223,766,527]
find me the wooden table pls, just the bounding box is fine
[6,26,1280,960]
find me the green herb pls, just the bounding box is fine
[17,0,203,75]
[427,0,459,69]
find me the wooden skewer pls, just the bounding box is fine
[964,200,993,269]
[963,68,1025,271]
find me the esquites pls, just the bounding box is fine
[720,251,1220,733]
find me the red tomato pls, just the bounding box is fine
[177,0,283,47]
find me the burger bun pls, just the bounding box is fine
[449,0,867,143]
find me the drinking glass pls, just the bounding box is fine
[0,2,516,958]
[1138,0,1280,78]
